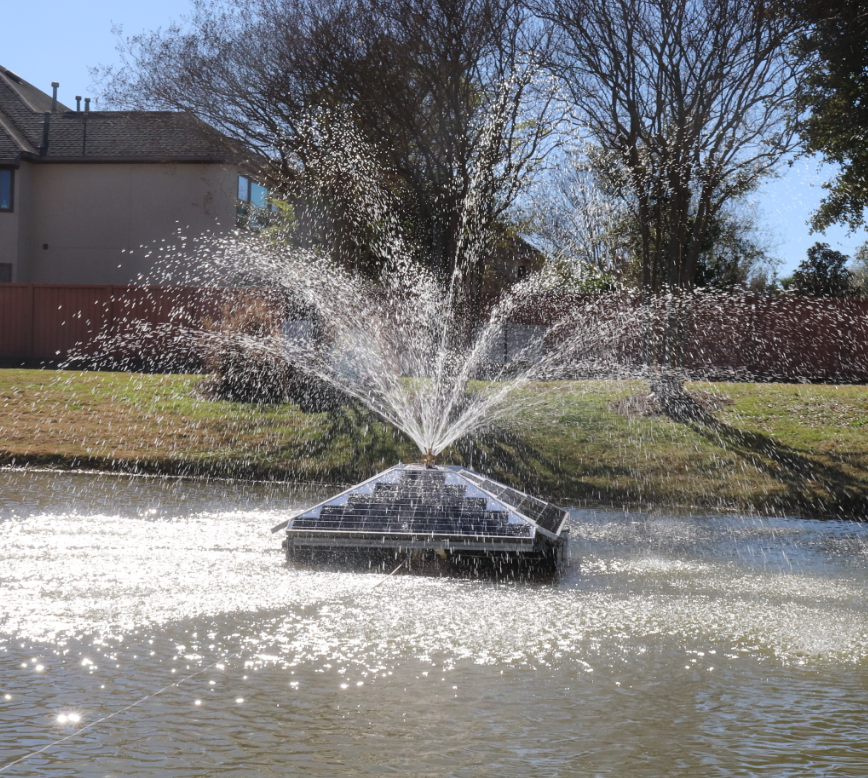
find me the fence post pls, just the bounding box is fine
[27,283,35,360]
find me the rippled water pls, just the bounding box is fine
[2,469,868,776]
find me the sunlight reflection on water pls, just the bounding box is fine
[2,469,868,776]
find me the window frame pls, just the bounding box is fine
[236,174,273,228]
[0,167,13,212]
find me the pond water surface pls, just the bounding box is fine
[2,469,868,776]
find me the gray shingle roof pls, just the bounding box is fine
[0,66,239,163]
[0,119,26,158]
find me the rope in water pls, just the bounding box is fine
[0,653,238,774]
[369,557,408,589]
[0,558,409,773]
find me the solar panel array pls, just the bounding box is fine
[292,468,532,538]
[457,469,567,537]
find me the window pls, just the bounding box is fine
[236,174,272,227]
[0,168,12,211]
[238,175,269,208]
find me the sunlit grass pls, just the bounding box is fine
[1,369,866,517]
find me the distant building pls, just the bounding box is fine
[482,235,544,297]
[0,66,245,285]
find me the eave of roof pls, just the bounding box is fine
[17,153,238,165]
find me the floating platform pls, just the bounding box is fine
[282,463,569,574]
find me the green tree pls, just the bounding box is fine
[792,0,868,231]
[850,242,868,295]
[791,242,854,295]
[695,212,779,292]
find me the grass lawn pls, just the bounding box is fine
[1,368,867,518]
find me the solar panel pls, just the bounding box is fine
[455,469,568,538]
[290,466,534,538]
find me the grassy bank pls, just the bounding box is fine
[1,369,867,518]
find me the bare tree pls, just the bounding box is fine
[96,0,559,292]
[525,143,779,294]
[532,0,803,399]
[535,0,801,292]
[523,142,633,288]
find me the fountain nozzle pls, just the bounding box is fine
[423,452,436,469]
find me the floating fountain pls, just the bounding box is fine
[187,229,645,574]
[119,114,647,575]
[98,103,868,571]
[216,237,606,574]
[279,462,569,574]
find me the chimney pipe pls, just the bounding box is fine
[82,99,90,156]
[40,112,51,156]
[51,82,59,112]
[75,95,81,112]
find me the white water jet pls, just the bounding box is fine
[112,81,645,461]
[188,232,643,459]
[75,73,868,462]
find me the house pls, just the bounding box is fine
[482,235,544,297]
[0,65,247,285]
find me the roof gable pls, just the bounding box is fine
[0,67,70,113]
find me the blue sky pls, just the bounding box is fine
[4,0,865,276]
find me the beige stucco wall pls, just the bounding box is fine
[19,161,239,284]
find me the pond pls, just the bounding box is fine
[2,469,868,776]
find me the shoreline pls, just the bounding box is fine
[2,368,867,520]
[0,461,789,521]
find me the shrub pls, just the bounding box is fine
[199,294,348,411]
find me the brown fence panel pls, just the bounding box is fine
[0,284,235,368]
[106,286,219,367]
[0,284,34,358]
[510,292,868,383]
[686,295,756,377]
[97,285,282,369]
[746,296,868,381]
[3,284,868,379]
[828,298,868,381]
[31,285,113,361]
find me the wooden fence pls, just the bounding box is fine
[0,284,264,369]
[1,284,867,381]
[506,292,868,382]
